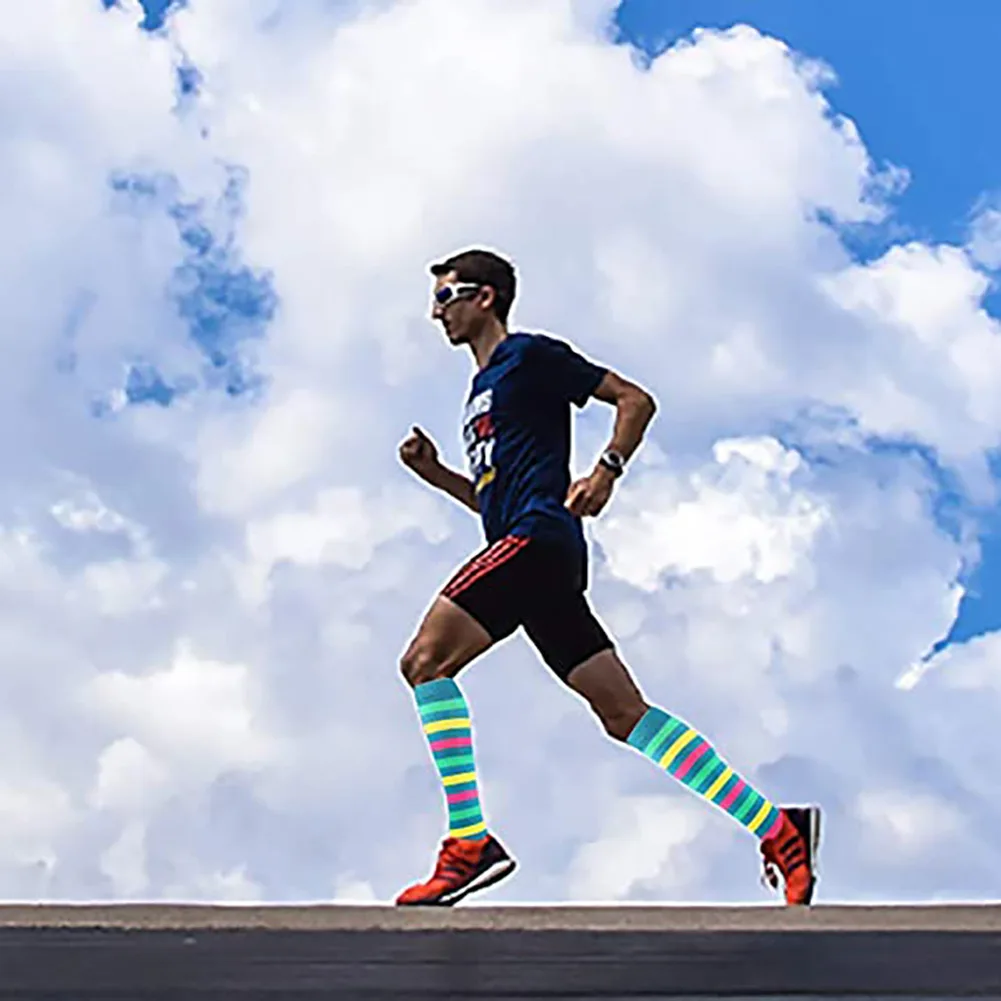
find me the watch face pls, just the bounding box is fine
[601,451,624,475]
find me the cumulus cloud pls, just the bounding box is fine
[967,196,1001,271]
[594,436,829,591]
[85,644,282,781]
[567,796,709,902]
[0,0,999,905]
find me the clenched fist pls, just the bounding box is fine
[565,467,615,518]
[399,425,441,479]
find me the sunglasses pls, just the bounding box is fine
[433,282,482,307]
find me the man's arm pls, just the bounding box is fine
[591,370,657,469]
[399,425,480,513]
[424,462,480,513]
[564,370,656,517]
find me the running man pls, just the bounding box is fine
[395,248,820,907]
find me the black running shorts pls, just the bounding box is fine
[441,534,613,683]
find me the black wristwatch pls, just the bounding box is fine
[598,449,625,478]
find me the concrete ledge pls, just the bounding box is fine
[0,904,998,998]
[0,901,1000,931]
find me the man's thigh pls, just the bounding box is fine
[403,535,537,685]
[519,545,614,684]
[402,594,495,682]
[436,533,534,646]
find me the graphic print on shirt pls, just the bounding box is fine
[463,388,496,494]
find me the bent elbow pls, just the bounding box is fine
[631,388,657,418]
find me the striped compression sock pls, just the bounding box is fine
[413,678,488,841]
[627,706,783,840]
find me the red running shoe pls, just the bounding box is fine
[760,806,821,906]
[396,834,516,907]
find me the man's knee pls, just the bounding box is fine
[596,701,648,742]
[399,595,494,689]
[400,642,450,688]
[566,650,648,742]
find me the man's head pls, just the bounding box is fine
[428,248,516,345]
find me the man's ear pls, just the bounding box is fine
[479,285,496,311]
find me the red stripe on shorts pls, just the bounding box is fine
[443,536,520,595]
[442,535,530,599]
[442,535,526,598]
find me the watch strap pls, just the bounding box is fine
[598,449,625,477]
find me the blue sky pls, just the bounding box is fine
[132,0,1001,651]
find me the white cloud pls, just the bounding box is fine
[936,631,1001,691]
[79,556,169,616]
[100,820,149,898]
[855,789,961,862]
[967,197,1001,271]
[567,796,708,901]
[594,436,829,590]
[90,738,172,815]
[331,875,380,904]
[898,627,1001,692]
[0,0,998,906]
[241,482,451,602]
[0,776,75,868]
[196,388,354,517]
[164,864,263,902]
[85,644,282,781]
[820,243,1001,489]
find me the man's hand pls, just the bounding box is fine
[399,425,441,479]
[399,426,479,512]
[565,466,616,518]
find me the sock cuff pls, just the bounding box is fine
[413,677,462,706]
[626,706,673,751]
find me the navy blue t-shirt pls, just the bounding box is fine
[461,332,607,576]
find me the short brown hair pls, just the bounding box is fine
[429,248,517,324]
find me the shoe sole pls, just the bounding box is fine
[440,857,517,907]
[398,857,517,908]
[787,805,821,905]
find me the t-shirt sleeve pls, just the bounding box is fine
[530,335,607,407]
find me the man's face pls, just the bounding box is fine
[431,270,489,345]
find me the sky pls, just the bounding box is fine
[2,0,1000,906]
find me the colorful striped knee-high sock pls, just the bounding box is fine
[627,706,782,840]
[413,678,488,841]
